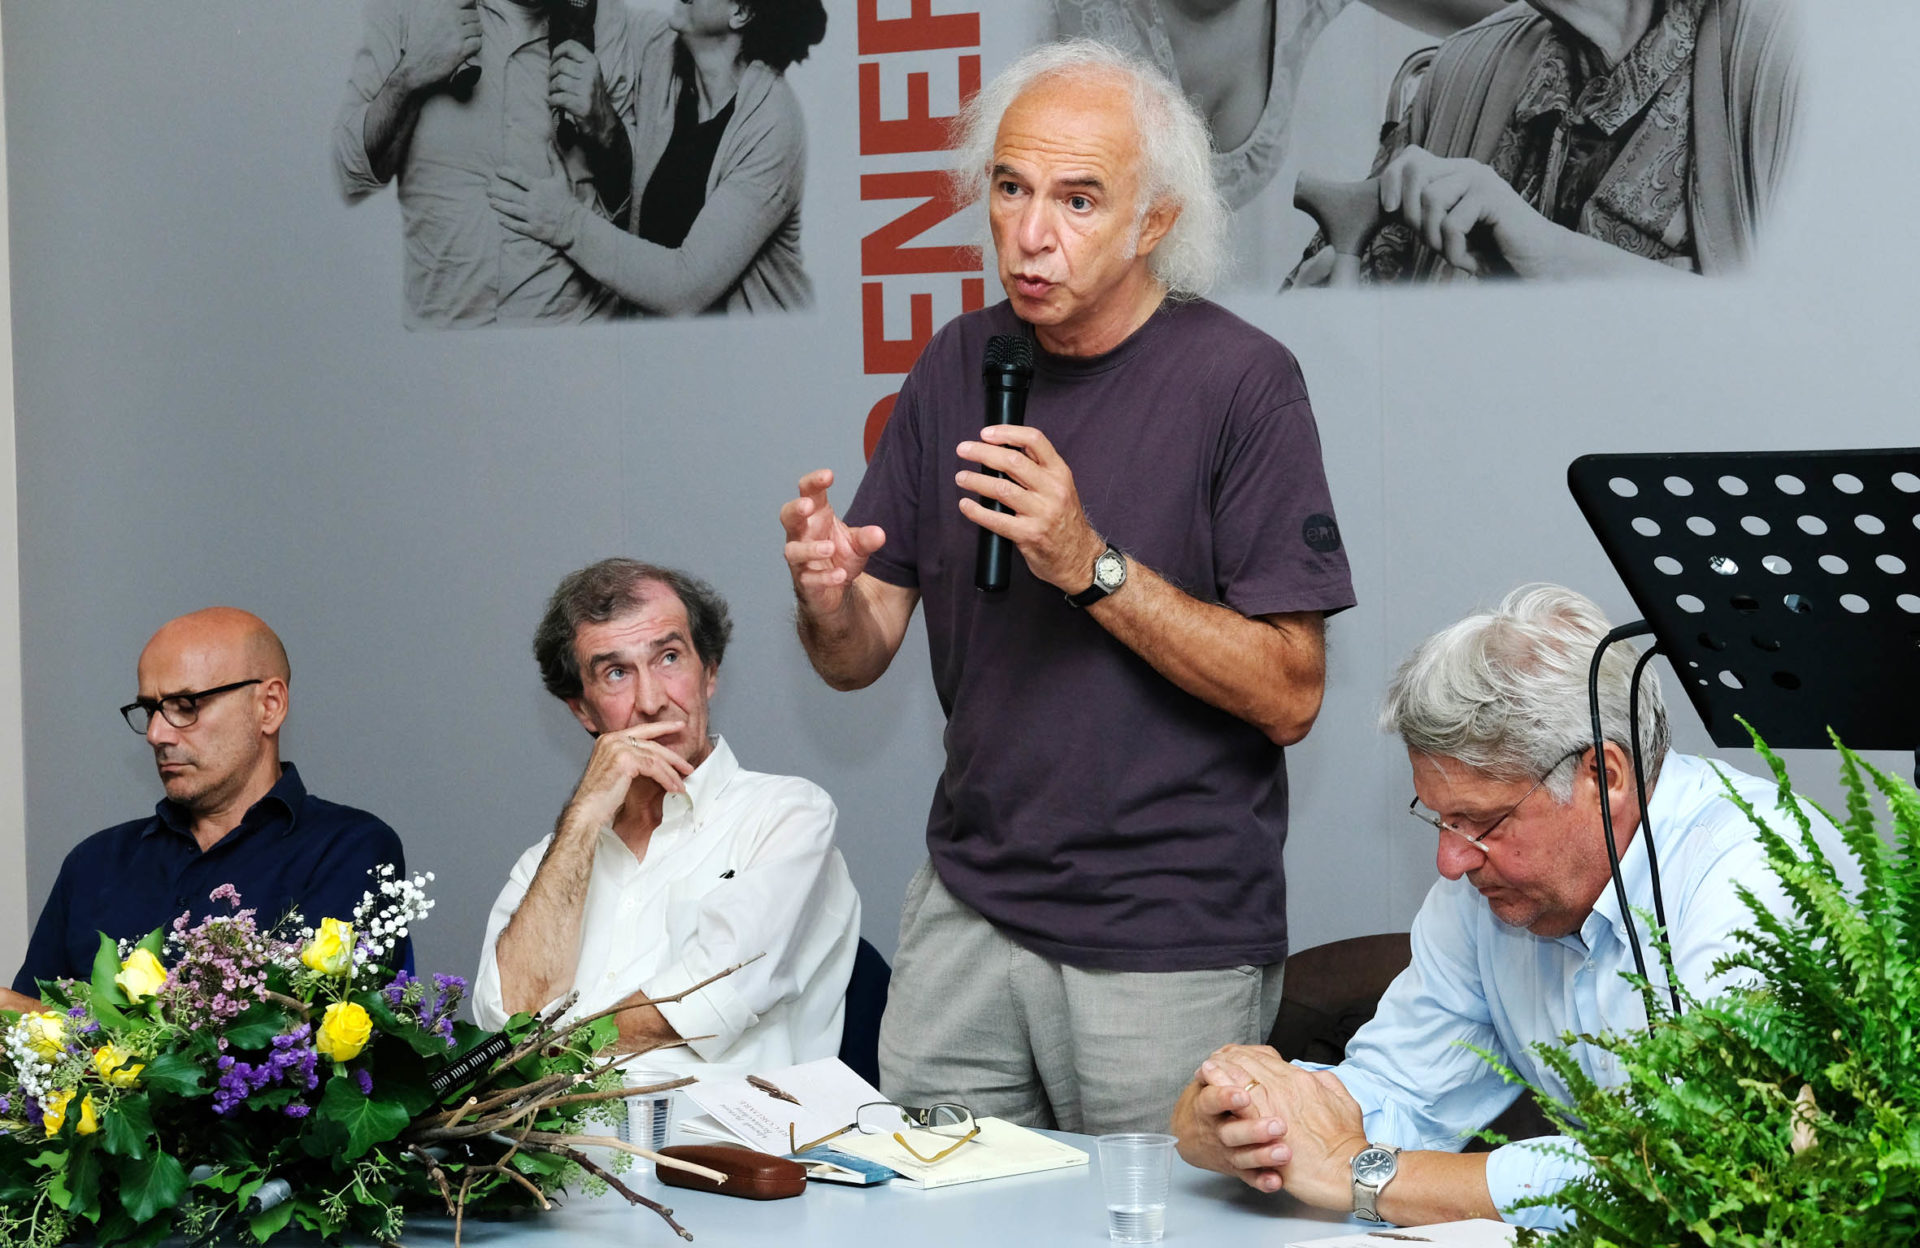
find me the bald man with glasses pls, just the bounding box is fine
[1171,584,1853,1232]
[5,608,407,1011]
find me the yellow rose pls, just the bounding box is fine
[115,948,168,1002]
[301,918,356,978]
[93,1043,145,1088]
[76,1095,99,1136]
[41,1088,72,1136]
[315,1001,373,1063]
[21,1011,66,1060]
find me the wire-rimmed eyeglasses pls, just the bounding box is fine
[788,1101,979,1162]
[1407,747,1587,851]
[119,679,263,733]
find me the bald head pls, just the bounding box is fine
[135,607,291,826]
[141,607,291,685]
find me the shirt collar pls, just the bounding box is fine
[1580,753,1676,948]
[149,761,306,843]
[657,736,739,830]
[1514,0,1700,136]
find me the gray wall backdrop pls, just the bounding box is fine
[9,2,1917,993]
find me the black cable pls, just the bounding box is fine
[1628,644,1681,1017]
[1587,621,1658,1031]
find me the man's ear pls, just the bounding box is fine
[565,697,599,735]
[1134,199,1180,260]
[257,678,290,737]
[729,2,751,32]
[704,662,719,702]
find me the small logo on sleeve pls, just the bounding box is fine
[1303,514,1342,553]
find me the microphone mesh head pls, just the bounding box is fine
[983,334,1035,374]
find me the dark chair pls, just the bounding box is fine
[837,937,891,1087]
[1266,933,1553,1150]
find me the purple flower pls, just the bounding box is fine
[283,1104,311,1118]
[22,1097,41,1130]
[355,1069,374,1096]
[67,1005,88,1020]
[209,883,241,907]
[0,1093,11,1114]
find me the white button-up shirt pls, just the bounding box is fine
[1307,752,1855,1229]
[473,737,860,1082]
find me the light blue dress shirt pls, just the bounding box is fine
[1307,752,1850,1230]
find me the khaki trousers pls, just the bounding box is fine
[877,862,1285,1135]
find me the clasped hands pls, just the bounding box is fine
[1174,1044,1369,1210]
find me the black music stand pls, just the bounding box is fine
[1570,449,1920,761]
[1567,448,1920,1023]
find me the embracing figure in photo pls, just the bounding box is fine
[490,0,828,316]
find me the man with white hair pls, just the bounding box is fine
[777,40,1354,1133]
[1172,584,1850,1230]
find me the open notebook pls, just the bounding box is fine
[827,1117,1088,1190]
[676,1057,1086,1189]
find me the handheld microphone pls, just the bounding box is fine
[550,0,598,150]
[974,334,1035,593]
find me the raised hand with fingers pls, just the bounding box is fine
[780,469,888,616]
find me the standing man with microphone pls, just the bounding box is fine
[778,40,1355,1135]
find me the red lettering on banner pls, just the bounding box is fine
[857,0,977,54]
[858,57,981,155]
[855,3,985,459]
[861,171,976,275]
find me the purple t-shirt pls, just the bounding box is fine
[847,298,1355,972]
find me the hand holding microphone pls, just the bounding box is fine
[958,335,1111,597]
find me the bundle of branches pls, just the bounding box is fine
[1504,728,1920,1246]
[401,964,751,1245]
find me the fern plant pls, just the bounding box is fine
[1505,727,1920,1246]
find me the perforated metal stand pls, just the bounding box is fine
[1570,449,1920,760]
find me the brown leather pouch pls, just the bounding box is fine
[655,1145,809,1200]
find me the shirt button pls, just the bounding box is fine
[606,972,616,982]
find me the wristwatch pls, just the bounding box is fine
[1066,543,1127,607]
[1350,1144,1401,1223]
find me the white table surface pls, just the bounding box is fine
[420,1130,1363,1248]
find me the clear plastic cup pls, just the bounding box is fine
[615,1069,679,1152]
[1098,1133,1176,1244]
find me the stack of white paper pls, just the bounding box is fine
[677,1056,886,1156]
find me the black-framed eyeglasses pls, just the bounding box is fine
[119,679,263,733]
[788,1101,979,1161]
[1407,747,1588,851]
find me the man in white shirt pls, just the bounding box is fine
[473,559,860,1080]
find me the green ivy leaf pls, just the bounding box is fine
[139,1051,207,1096]
[316,1075,411,1157]
[118,1150,187,1223]
[101,1093,154,1160]
[223,1002,295,1050]
[91,932,133,1011]
[67,1143,103,1219]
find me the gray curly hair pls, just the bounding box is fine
[950,38,1228,299]
[1380,584,1670,801]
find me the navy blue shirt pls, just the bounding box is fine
[13,763,409,994]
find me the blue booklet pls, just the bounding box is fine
[790,1146,898,1186]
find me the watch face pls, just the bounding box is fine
[1094,550,1126,590]
[1353,1147,1398,1185]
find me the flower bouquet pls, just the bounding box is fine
[0,869,739,1247]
